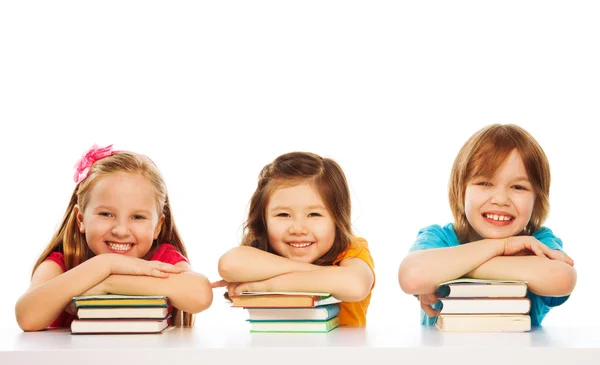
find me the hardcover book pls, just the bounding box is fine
[246,303,341,321]
[248,316,340,333]
[437,278,528,298]
[231,292,341,308]
[73,295,169,308]
[436,314,531,332]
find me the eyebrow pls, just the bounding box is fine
[95,206,153,215]
[269,205,327,211]
[512,176,531,183]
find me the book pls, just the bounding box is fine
[439,298,531,314]
[231,292,341,308]
[70,316,171,334]
[73,295,169,308]
[249,316,340,333]
[437,278,528,298]
[77,306,171,319]
[246,303,341,321]
[436,314,531,332]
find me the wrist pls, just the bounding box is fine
[496,238,508,256]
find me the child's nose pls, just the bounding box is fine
[490,188,510,205]
[111,220,130,236]
[288,219,309,235]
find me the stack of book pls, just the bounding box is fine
[435,278,531,332]
[230,291,342,333]
[70,294,172,334]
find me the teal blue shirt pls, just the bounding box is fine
[409,224,570,326]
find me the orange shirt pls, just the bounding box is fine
[332,237,375,326]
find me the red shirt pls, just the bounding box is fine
[44,244,188,328]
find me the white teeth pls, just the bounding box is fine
[288,242,313,248]
[107,242,132,251]
[485,214,512,221]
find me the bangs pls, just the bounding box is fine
[466,132,519,182]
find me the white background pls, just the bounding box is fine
[1,1,598,332]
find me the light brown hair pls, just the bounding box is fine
[242,152,354,265]
[449,124,551,243]
[32,151,192,326]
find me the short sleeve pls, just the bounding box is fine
[149,243,189,265]
[409,224,458,252]
[44,252,66,272]
[333,238,375,278]
[529,227,570,325]
[533,227,564,251]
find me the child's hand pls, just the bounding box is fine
[107,255,186,277]
[224,280,270,298]
[503,236,574,266]
[417,292,440,318]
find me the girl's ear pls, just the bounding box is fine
[74,205,85,233]
[154,214,166,239]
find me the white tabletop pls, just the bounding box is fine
[3,324,600,364]
[2,302,599,365]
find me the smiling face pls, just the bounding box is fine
[464,149,536,240]
[266,182,336,263]
[75,172,165,258]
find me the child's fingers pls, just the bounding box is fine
[156,262,185,273]
[420,302,440,318]
[419,293,439,306]
[211,279,228,288]
[546,250,575,266]
[529,243,550,259]
[151,268,169,278]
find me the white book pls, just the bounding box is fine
[71,317,171,334]
[436,314,531,332]
[77,307,169,319]
[440,298,531,314]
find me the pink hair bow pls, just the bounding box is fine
[73,144,116,184]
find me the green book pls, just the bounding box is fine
[249,316,340,333]
[73,295,169,308]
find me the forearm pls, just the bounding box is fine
[15,256,111,331]
[466,256,577,296]
[102,272,213,313]
[218,246,317,282]
[398,239,504,295]
[265,266,372,302]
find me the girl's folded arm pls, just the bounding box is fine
[259,257,374,302]
[466,255,577,296]
[398,238,505,295]
[218,246,317,283]
[100,261,213,314]
[15,255,111,332]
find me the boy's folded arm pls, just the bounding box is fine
[262,258,374,302]
[398,238,505,295]
[100,262,213,314]
[217,246,317,283]
[15,255,112,332]
[466,255,577,297]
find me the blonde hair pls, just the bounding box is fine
[242,152,355,265]
[449,124,551,243]
[33,151,193,326]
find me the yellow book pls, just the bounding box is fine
[73,295,169,308]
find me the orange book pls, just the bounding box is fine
[231,292,341,308]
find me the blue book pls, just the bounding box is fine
[246,303,341,321]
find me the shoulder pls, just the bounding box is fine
[149,243,190,265]
[532,226,564,250]
[409,223,459,252]
[44,251,66,272]
[334,237,374,268]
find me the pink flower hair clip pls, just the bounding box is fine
[73,144,117,184]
